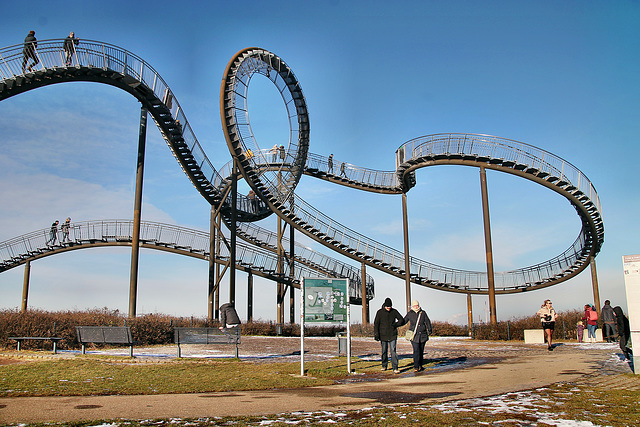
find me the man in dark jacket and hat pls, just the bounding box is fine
[374,297,405,373]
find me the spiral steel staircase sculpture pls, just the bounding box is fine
[0,40,603,300]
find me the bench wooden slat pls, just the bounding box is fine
[75,326,135,357]
[174,327,240,358]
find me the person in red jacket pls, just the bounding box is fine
[582,304,598,343]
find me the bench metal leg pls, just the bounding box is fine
[82,344,86,354]
[53,341,58,354]
[16,340,22,351]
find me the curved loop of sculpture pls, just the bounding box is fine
[220,47,310,212]
[0,40,604,296]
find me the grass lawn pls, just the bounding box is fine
[0,354,409,397]
[2,352,639,426]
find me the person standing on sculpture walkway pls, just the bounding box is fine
[536,299,558,351]
[61,217,72,243]
[601,300,617,343]
[22,30,38,73]
[45,220,59,246]
[403,300,432,372]
[374,297,405,374]
[63,32,79,66]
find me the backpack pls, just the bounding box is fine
[589,309,598,321]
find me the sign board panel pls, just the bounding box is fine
[300,277,351,375]
[622,254,640,374]
[303,277,348,322]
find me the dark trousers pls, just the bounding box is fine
[620,334,632,359]
[603,323,617,342]
[380,340,398,370]
[411,340,426,370]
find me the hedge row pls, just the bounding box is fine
[0,308,590,351]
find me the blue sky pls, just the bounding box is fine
[0,1,638,325]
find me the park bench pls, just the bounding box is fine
[174,327,241,358]
[9,336,62,354]
[75,326,135,357]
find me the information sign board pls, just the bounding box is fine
[303,277,347,323]
[622,254,640,374]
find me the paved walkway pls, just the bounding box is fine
[0,338,635,424]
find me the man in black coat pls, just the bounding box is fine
[601,300,617,342]
[374,297,405,373]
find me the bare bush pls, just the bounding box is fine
[0,308,591,351]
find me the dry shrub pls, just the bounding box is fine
[0,307,123,350]
[0,308,592,351]
[432,321,468,337]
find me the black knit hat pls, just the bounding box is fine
[383,297,392,307]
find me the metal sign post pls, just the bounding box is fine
[301,277,350,375]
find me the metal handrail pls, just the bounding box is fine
[397,133,601,214]
[236,221,374,293]
[0,39,228,198]
[304,153,401,190]
[0,219,367,299]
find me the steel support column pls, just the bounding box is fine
[289,206,295,324]
[590,255,601,316]
[229,160,238,306]
[208,206,216,321]
[129,106,147,318]
[215,213,221,320]
[467,293,473,337]
[402,192,412,311]
[479,166,497,325]
[21,260,30,312]
[248,270,253,322]
[361,262,369,324]
[277,216,284,324]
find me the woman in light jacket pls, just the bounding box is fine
[536,299,558,351]
[403,300,432,372]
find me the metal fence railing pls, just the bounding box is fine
[0,219,368,299]
[396,133,601,215]
[0,39,228,201]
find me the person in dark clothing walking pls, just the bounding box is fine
[601,300,617,342]
[219,302,241,330]
[374,297,405,373]
[22,30,39,73]
[613,306,632,361]
[403,300,432,372]
[63,31,79,66]
[46,220,59,246]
